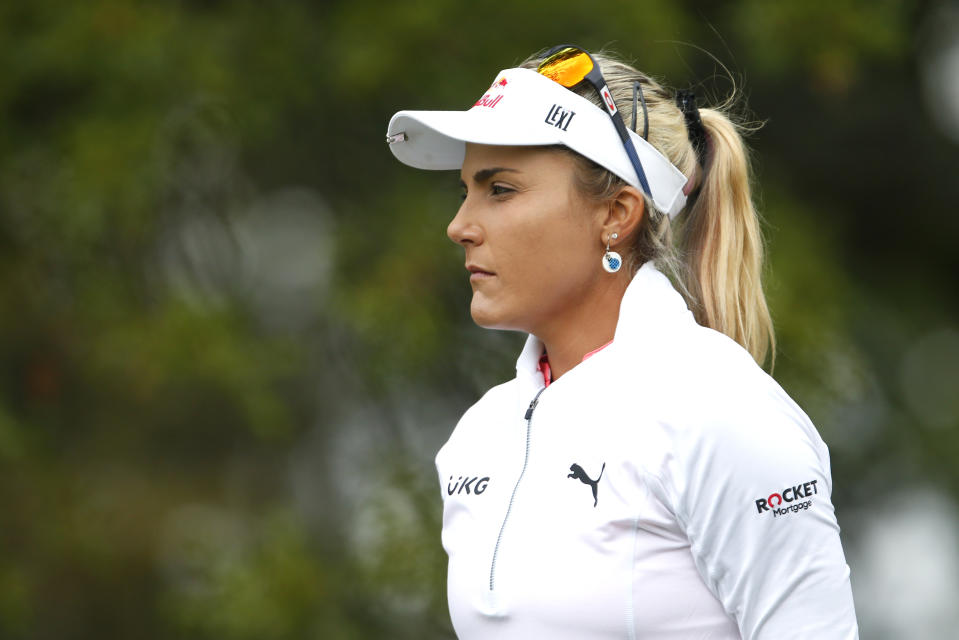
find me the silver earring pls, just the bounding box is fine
[602,232,622,273]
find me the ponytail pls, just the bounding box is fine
[681,109,774,368]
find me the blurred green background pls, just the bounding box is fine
[2,1,958,638]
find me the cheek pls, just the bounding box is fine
[485,214,543,275]
[531,220,597,275]
[501,223,597,310]
[508,197,591,261]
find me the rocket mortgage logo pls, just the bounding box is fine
[755,479,819,517]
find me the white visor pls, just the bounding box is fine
[386,67,689,218]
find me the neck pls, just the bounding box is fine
[536,274,628,381]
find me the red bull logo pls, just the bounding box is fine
[472,76,508,109]
[474,93,504,109]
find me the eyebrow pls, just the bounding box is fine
[460,166,521,187]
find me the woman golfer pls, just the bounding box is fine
[386,45,858,639]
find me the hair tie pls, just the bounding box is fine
[676,90,707,167]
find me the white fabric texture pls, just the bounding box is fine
[387,67,689,217]
[435,263,859,639]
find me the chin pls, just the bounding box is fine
[469,300,510,331]
[469,306,499,329]
[470,299,530,332]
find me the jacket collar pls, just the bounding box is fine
[515,262,695,392]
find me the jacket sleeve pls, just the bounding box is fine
[665,380,859,639]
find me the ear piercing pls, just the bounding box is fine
[602,232,622,273]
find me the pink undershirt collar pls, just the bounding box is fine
[536,339,613,388]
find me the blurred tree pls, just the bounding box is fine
[0,0,956,638]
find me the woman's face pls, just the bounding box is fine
[448,143,608,334]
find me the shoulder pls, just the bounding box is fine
[647,319,820,441]
[688,326,825,461]
[629,322,832,509]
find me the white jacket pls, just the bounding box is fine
[435,263,858,639]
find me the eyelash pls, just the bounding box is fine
[460,184,515,201]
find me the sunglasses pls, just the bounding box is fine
[537,45,652,198]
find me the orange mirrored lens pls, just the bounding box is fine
[537,49,593,87]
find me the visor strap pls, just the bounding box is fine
[631,81,649,140]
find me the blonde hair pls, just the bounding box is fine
[521,51,775,369]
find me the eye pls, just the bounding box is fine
[490,184,515,197]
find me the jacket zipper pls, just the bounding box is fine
[489,387,546,591]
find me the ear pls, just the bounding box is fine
[599,185,645,247]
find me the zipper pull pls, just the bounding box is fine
[524,389,545,420]
[524,401,536,421]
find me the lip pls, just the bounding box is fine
[466,264,496,281]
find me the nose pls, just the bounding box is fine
[447,198,483,247]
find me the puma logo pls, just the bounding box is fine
[567,462,605,507]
